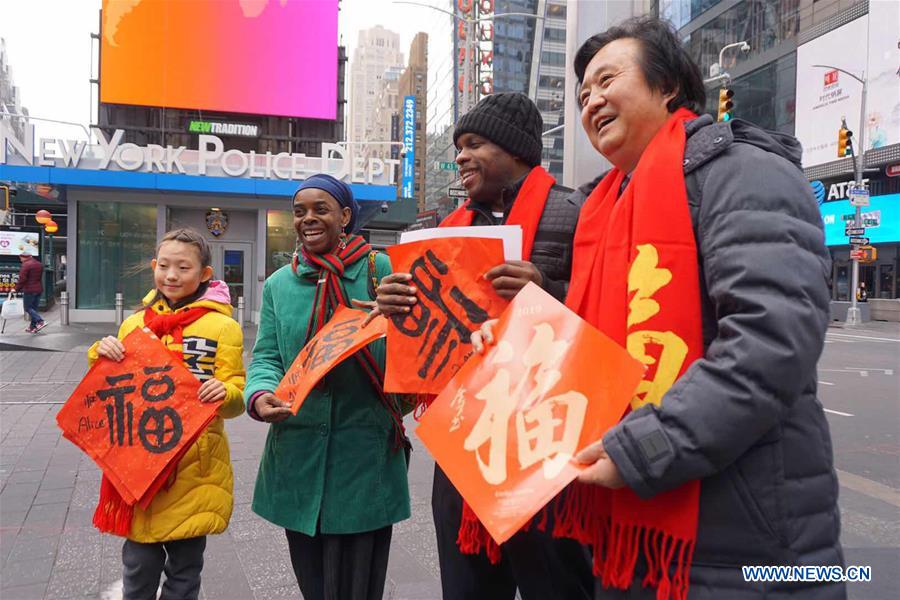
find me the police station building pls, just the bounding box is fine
[0,122,399,324]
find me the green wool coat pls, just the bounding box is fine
[245,253,410,535]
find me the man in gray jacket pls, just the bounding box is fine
[568,16,843,600]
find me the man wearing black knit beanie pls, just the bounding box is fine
[375,92,591,600]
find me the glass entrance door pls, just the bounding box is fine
[211,242,252,321]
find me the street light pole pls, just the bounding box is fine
[813,64,867,326]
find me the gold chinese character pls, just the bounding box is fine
[626,244,689,409]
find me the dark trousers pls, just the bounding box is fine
[285,526,392,600]
[122,536,206,600]
[433,465,594,600]
[23,292,42,327]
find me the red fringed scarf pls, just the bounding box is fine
[555,108,703,600]
[439,165,558,564]
[93,304,212,536]
[293,234,406,450]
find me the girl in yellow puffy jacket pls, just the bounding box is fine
[88,228,244,600]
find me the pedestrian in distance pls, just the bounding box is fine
[373,93,593,600]
[90,227,246,600]
[15,250,46,333]
[475,15,844,600]
[245,174,412,600]
[856,282,868,302]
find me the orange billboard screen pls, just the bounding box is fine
[100,0,338,119]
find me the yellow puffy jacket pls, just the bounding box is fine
[87,282,245,542]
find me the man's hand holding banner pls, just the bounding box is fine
[416,282,645,545]
[385,237,508,394]
[57,329,215,507]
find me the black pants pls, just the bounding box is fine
[122,536,206,600]
[433,465,594,600]
[285,526,392,600]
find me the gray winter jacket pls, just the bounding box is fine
[581,115,845,598]
[461,176,582,301]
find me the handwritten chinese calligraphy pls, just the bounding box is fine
[57,329,214,505]
[463,324,587,484]
[626,244,688,409]
[275,305,387,414]
[385,238,508,394]
[417,283,644,544]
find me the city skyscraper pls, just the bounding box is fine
[348,25,404,143]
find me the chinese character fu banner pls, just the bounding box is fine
[276,305,388,414]
[57,329,214,505]
[385,237,508,394]
[416,283,645,544]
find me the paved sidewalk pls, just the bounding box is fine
[0,327,441,599]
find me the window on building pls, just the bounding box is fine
[540,51,565,67]
[76,202,157,309]
[265,210,295,277]
[547,4,566,18]
[682,0,800,77]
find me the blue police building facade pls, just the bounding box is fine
[0,122,400,324]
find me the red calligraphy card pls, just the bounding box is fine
[57,329,214,505]
[385,237,508,394]
[275,306,388,414]
[416,283,645,544]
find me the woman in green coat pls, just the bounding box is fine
[245,174,410,600]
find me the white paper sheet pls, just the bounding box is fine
[399,225,523,261]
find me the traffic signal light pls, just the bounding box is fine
[860,245,877,263]
[837,126,853,157]
[717,88,734,122]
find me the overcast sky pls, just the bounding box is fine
[1,0,446,142]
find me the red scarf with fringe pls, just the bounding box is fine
[93,305,212,536]
[293,234,407,450]
[439,165,557,564]
[555,108,702,600]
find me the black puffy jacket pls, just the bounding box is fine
[581,115,845,599]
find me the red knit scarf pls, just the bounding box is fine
[292,234,406,450]
[439,165,558,563]
[555,108,702,600]
[93,303,212,536]
[440,165,555,261]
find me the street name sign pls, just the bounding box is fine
[439,161,459,171]
[848,186,870,207]
[448,187,468,199]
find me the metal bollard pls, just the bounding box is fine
[236,296,245,326]
[60,291,69,326]
[115,292,124,325]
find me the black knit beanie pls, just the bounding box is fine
[453,92,543,167]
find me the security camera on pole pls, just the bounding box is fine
[813,64,868,326]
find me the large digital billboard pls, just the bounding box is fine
[401,95,416,199]
[100,0,338,119]
[820,194,900,246]
[795,5,900,168]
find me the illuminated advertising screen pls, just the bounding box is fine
[401,95,416,199]
[820,194,900,246]
[0,228,40,257]
[100,0,338,119]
